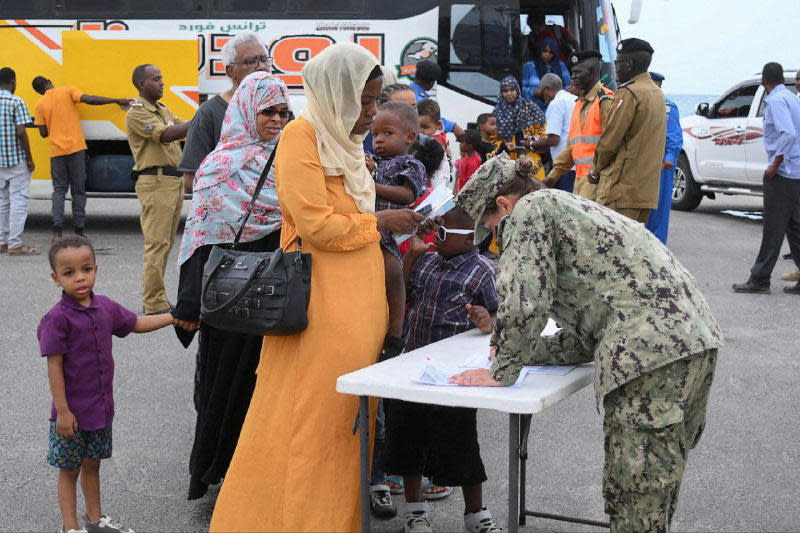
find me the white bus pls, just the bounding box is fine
[0,0,623,196]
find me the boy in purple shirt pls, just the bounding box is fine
[383,206,502,533]
[38,236,175,533]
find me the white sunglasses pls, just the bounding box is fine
[436,226,475,240]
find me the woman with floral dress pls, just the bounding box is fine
[173,71,290,500]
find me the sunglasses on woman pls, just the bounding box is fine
[436,226,475,241]
[261,108,290,119]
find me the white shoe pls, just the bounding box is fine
[403,501,433,533]
[61,528,88,533]
[464,507,503,533]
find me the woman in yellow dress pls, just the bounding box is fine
[209,43,423,532]
[492,75,547,180]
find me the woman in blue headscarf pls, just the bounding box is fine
[522,36,571,107]
[492,75,546,180]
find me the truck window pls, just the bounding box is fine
[756,83,799,117]
[713,85,758,119]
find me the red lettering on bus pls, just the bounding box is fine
[354,34,384,64]
[270,35,335,88]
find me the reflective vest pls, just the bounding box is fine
[568,86,614,179]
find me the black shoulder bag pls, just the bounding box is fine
[200,143,312,335]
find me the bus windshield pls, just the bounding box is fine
[439,0,620,104]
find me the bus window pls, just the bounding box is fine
[212,0,288,16]
[62,0,126,16]
[288,0,365,15]
[0,0,53,17]
[367,0,437,19]
[440,1,521,103]
[131,1,203,15]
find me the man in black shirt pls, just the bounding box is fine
[179,33,271,193]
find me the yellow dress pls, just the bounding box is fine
[507,122,547,181]
[210,118,388,532]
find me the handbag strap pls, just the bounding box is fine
[233,141,279,247]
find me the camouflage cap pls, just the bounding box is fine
[455,152,519,245]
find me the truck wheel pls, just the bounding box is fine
[671,153,703,211]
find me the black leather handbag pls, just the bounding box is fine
[200,145,312,336]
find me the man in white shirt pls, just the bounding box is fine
[529,72,577,191]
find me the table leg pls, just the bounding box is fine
[508,413,520,533]
[359,396,370,533]
[519,414,532,526]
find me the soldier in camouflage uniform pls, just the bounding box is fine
[450,153,724,532]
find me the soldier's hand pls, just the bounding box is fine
[662,160,674,170]
[449,368,503,387]
[489,346,497,361]
[587,172,599,185]
[466,304,493,333]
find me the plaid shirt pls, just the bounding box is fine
[0,90,31,168]
[404,248,499,352]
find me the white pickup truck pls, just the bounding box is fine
[673,71,799,210]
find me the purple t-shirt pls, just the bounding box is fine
[37,293,138,431]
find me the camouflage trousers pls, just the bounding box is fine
[602,349,718,532]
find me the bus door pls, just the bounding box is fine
[437,0,522,105]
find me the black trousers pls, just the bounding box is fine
[750,175,800,283]
[51,150,87,230]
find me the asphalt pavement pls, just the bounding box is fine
[1,194,798,532]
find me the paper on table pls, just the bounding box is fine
[417,355,575,387]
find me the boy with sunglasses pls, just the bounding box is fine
[384,206,501,533]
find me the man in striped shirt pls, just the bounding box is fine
[0,67,37,255]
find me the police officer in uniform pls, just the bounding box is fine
[546,50,614,200]
[590,38,666,223]
[126,64,191,314]
[646,72,683,244]
[450,154,723,532]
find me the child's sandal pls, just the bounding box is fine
[422,482,453,500]
[386,475,405,494]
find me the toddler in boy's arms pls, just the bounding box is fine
[38,236,177,533]
[371,101,427,357]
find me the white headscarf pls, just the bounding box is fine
[300,42,380,213]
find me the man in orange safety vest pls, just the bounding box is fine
[546,50,614,200]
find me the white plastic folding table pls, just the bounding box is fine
[336,324,610,533]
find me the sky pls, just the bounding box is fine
[615,0,798,95]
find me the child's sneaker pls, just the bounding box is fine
[370,484,397,519]
[60,527,88,533]
[402,501,433,533]
[464,507,503,533]
[83,515,134,533]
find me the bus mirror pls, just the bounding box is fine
[696,103,710,117]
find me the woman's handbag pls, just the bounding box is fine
[200,144,312,335]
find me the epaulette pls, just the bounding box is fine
[618,80,634,89]
[598,89,613,101]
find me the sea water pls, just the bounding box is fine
[666,94,718,117]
